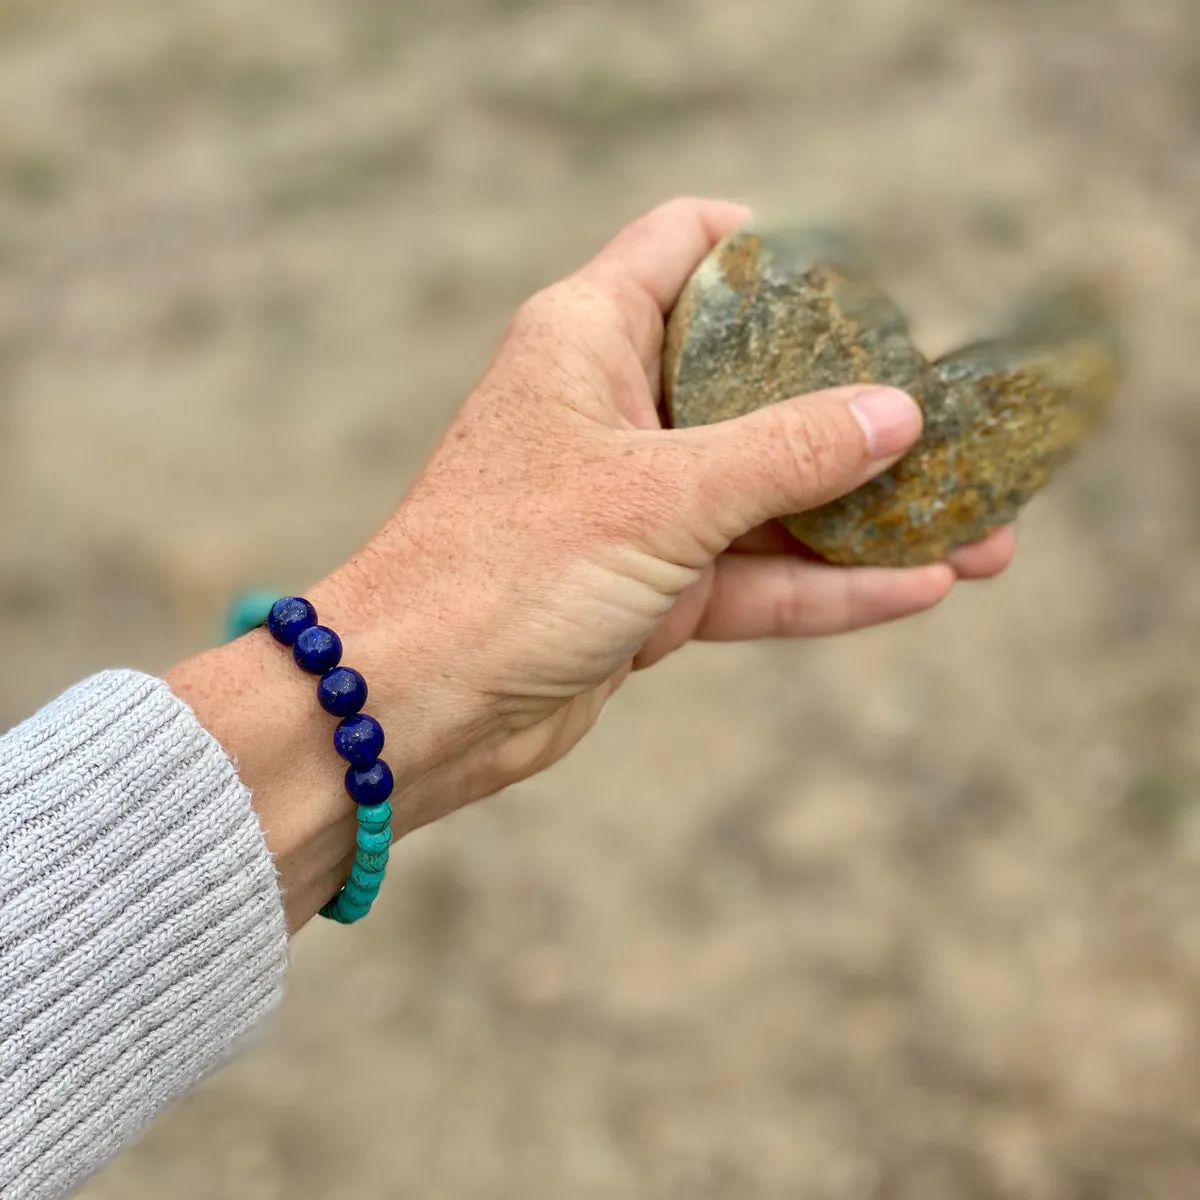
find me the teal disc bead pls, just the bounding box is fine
[356,827,392,854]
[320,800,391,925]
[355,849,390,875]
[330,888,370,916]
[324,896,366,924]
[341,878,377,909]
[345,888,381,914]
[357,802,393,831]
[224,591,279,642]
[350,864,386,890]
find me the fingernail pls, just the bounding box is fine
[849,388,923,459]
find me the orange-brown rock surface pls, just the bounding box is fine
[664,225,1122,565]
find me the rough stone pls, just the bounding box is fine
[663,224,1122,566]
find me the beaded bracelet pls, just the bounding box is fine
[249,595,394,926]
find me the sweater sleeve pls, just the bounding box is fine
[0,669,290,1199]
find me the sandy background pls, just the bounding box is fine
[2,0,1199,1196]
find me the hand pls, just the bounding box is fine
[170,198,1013,929]
[315,200,1012,814]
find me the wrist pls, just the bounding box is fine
[166,575,501,932]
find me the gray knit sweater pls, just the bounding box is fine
[0,670,290,1198]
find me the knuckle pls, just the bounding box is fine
[772,403,859,503]
[769,560,810,635]
[509,286,563,340]
[511,279,613,344]
[595,263,643,315]
[770,560,853,637]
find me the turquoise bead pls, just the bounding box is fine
[355,849,390,875]
[225,591,279,642]
[342,876,377,904]
[320,897,354,923]
[331,895,370,923]
[338,883,374,907]
[350,864,386,889]
[355,806,393,835]
[356,827,392,854]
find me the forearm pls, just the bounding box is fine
[0,671,288,1199]
[0,564,500,1198]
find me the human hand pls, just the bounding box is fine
[314,198,1013,828]
[172,199,1012,929]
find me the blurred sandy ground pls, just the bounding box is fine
[1,0,1198,1196]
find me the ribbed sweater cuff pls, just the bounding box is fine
[0,669,289,1199]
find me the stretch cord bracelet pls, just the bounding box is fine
[252,595,394,925]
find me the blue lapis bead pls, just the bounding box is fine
[333,713,385,766]
[293,625,342,674]
[318,667,368,718]
[267,596,317,646]
[345,759,394,807]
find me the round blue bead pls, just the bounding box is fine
[345,759,394,807]
[293,625,342,674]
[267,596,317,646]
[333,713,384,765]
[318,668,368,718]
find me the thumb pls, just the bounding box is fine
[674,385,923,544]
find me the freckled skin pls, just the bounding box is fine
[663,224,1122,566]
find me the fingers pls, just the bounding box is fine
[947,526,1015,579]
[500,198,751,399]
[673,385,923,547]
[695,555,956,641]
[728,523,821,556]
[733,521,1017,580]
[577,197,752,316]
